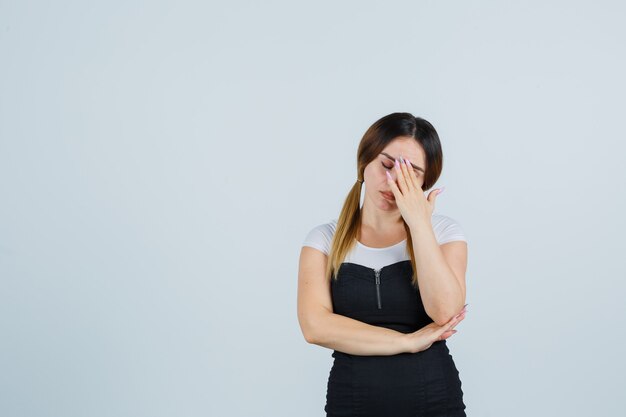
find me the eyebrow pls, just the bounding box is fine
[380,152,425,173]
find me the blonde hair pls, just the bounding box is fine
[324,113,443,288]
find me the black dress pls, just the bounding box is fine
[325,260,466,417]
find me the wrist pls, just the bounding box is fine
[398,332,414,354]
[408,218,432,234]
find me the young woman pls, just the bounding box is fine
[297,112,469,416]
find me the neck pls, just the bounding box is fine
[360,200,404,232]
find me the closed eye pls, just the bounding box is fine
[381,161,420,175]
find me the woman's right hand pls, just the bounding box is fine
[404,305,468,353]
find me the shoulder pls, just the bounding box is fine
[301,219,338,256]
[431,212,468,245]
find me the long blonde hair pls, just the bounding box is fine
[324,113,444,288]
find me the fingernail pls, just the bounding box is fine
[386,171,392,180]
[438,186,446,194]
[395,159,400,167]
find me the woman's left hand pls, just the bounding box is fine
[386,156,443,230]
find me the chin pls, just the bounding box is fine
[379,200,397,209]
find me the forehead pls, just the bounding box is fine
[380,138,425,165]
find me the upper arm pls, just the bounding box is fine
[297,246,333,343]
[439,240,468,302]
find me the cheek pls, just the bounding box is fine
[366,164,386,180]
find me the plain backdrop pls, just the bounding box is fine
[1,1,625,416]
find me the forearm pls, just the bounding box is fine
[410,220,464,324]
[308,312,409,356]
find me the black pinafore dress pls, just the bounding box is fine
[325,260,466,417]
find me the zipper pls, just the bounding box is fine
[374,268,382,309]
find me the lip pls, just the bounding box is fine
[380,191,395,201]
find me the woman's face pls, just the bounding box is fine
[362,137,427,210]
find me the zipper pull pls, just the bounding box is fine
[374,268,382,309]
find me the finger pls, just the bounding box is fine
[442,330,458,338]
[424,189,436,213]
[453,312,466,327]
[403,158,419,189]
[454,304,468,317]
[438,326,459,341]
[427,189,438,204]
[450,309,466,323]
[399,156,414,191]
[447,312,466,329]
[449,315,465,331]
[439,315,462,336]
[394,158,409,194]
[386,170,402,196]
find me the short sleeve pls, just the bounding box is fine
[432,214,468,245]
[301,220,337,255]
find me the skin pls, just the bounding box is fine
[296,136,467,355]
[360,136,431,238]
[360,136,468,349]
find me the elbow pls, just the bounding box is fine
[432,315,451,327]
[302,323,317,344]
[300,316,322,345]
[304,331,318,344]
[431,305,465,326]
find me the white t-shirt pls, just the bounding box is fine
[302,213,467,270]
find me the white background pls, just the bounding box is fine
[1,1,625,416]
